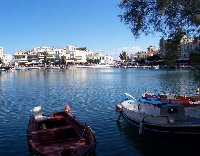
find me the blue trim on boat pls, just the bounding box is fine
[138,97,181,107]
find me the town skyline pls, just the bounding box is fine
[0,0,161,59]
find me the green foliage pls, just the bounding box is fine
[119,51,129,61]
[47,58,55,63]
[42,51,48,64]
[160,30,185,65]
[119,0,200,38]
[147,54,161,61]
[60,56,66,64]
[163,38,179,65]
[86,58,100,64]
[135,57,145,64]
[76,47,87,51]
[86,58,93,64]
[190,53,200,65]
[159,37,165,56]
[94,59,100,64]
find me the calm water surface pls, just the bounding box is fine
[0,68,200,156]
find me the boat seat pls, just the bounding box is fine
[54,127,78,141]
[37,131,56,144]
[38,118,69,129]
[37,126,78,144]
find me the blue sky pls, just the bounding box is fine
[0,0,161,59]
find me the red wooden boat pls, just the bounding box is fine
[27,106,96,156]
[167,95,200,107]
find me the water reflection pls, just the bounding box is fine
[159,70,200,94]
[0,68,200,155]
[116,117,199,156]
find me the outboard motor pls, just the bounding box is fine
[32,106,48,121]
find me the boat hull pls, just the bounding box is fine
[122,112,200,140]
[27,112,96,156]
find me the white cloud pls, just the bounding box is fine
[117,46,141,54]
[105,46,142,60]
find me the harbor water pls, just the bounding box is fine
[0,68,200,156]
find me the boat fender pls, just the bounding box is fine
[116,111,122,122]
[168,116,175,123]
[65,104,70,113]
[196,88,200,94]
[139,121,144,135]
[138,104,141,111]
[115,104,122,112]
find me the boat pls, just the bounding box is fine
[142,92,200,118]
[142,91,200,107]
[115,93,200,140]
[27,105,96,156]
[72,64,113,68]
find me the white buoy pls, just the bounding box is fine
[115,104,122,121]
[115,104,122,112]
[139,121,144,134]
[116,112,122,121]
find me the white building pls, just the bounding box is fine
[2,54,13,65]
[12,45,114,65]
[32,46,63,63]
[13,52,28,65]
[0,47,13,65]
[33,47,52,53]
[63,45,87,63]
[101,55,114,64]
[179,36,200,61]
[87,52,114,64]
[0,47,4,58]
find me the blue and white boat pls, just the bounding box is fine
[116,93,200,139]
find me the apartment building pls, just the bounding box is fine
[2,54,13,65]
[0,47,4,58]
[87,52,114,64]
[12,45,114,65]
[14,52,29,65]
[179,36,200,61]
[64,45,87,63]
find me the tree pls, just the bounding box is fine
[119,0,200,38]
[0,58,3,64]
[162,31,185,65]
[60,56,66,65]
[135,57,145,65]
[159,37,165,56]
[42,51,48,67]
[94,59,100,64]
[189,46,200,66]
[119,51,129,62]
[190,53,200,66]
[76,47,87,51]
[86,58,93,64]
[147,54,161,61]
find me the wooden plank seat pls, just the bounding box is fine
[37,125,79,144]
[38,118,69,130]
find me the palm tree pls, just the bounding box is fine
[60,56,66,65]
[119,51,129,62]
[42,51,48,67]
[0,58,3,64]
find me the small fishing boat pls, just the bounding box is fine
[27,105,96,156]
[115,93,200,140]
